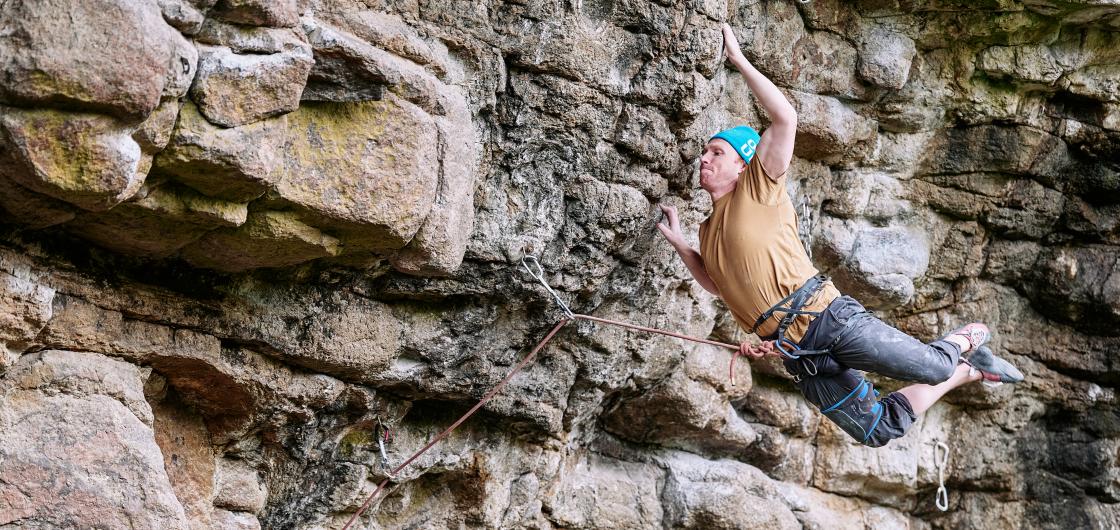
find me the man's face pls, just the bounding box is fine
[699,138,746,193]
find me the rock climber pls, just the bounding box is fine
[656,24,1024,447]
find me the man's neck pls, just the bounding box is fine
[708,181,737,203]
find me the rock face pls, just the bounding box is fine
[0,108,145,212]
[0,1,1118,529]
[0,0,195,121]
[0,350,189,529]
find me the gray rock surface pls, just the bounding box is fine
[859,27,917,90]
[0,350,189,529]
[157,0,219,34]
[0,0,1118,529]
[0,108,145,212]
[211,0,299,28]
[0,270,54,364]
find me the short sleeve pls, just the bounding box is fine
[740,156,786,206]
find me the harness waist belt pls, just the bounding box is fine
[750,273,830,360]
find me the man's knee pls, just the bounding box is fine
[920,356,956,385]
[828,391,915,448]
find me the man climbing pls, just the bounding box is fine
[656,24,1024,447]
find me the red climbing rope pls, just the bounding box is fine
[341,312,747,528]
[342,319,569,529]
[341,259,751,528]
[572,314,744,383]
[573,314,738,351]
[519,256,747,384]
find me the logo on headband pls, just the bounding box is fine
[740,138,757,162]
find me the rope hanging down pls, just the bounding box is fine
[342,320,569,530]
[341,257,742,529]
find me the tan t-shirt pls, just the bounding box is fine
[698,157,840,343]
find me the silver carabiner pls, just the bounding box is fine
[934,441,950,511]
[935,485,949,512]
[522,256,576,319]
[802,356,818,377]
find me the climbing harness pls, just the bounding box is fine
[934,441,950,511]
[750,274,830,359]
[341,257,744,529]
[750,274,833,381]
[749,274,894,446]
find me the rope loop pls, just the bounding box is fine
[522,256,576,319]
[934,441,950,511]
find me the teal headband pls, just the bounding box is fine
[710,126,761,165]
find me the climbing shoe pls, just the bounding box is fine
[944,322,990,353]
[963,346,1024,387]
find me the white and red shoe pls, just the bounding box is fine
[945,322,991,353]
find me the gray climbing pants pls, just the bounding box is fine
[784,295,963,447]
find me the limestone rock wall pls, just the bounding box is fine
[1,0,1118,529]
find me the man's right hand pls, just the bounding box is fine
[656,203,685,247]
[657,202,723,297]
[739,340,778,360]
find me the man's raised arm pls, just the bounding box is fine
[721,23,797,180]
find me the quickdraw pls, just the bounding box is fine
[935,441,950,511]
[374,418,393,470]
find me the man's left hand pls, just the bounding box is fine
[721,23,748,65]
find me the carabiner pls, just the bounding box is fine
[775,336,802,359]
